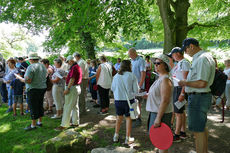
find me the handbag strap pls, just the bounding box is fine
[119,74,133,109]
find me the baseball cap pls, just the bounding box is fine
[66,55,74,63]
[168,47,183,57]
[181,38,199,51]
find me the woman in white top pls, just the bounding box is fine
[111,60,139,144]
[145,54,173,153]
[224,59,230,110]
[96,56,113,114]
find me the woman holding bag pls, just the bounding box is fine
[111,60,139,144]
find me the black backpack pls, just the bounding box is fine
[210,69,228,96]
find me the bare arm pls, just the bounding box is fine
[178,71,189,102]
[96,66,101,82]
[64,78,75,95]
[51,77,61,83]
[154,78,173,128]
[178,80,208,88]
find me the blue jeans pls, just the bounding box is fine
[148,112,172,133]
[188,93,212,132]
[7,86,13,106]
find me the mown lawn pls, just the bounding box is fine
[0,104,62,153]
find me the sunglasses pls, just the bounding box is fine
[153,62,163,65]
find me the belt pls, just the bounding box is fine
[187,92,210,96]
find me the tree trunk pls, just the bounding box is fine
[175,0,190,47]
[157,0,190,53]
[80,32,96,59]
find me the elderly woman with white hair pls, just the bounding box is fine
[145,54,173,153]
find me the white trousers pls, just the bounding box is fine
[61,85,81,127]
[52,84,64,110]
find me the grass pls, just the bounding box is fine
[0,104,62,153]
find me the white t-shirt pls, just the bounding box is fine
[111,72,139,100]
[172,59,191,86]
[224,68,230,84]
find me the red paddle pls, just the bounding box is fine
[149,122,173,150]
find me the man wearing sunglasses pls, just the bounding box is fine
[178,38,215,153]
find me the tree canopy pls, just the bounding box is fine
[0,0,229,57]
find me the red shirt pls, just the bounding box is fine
[66,63,82,86]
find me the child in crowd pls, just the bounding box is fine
[10,72,25,116]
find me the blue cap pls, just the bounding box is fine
[181,38,199,51]
[168,47,183,57]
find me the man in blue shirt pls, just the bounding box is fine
[114,58,121,71]
[128,48,146,127]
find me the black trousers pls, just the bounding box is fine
[27,88,46,120]
[98,85,110,110]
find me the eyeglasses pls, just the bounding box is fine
[153,62,163,65]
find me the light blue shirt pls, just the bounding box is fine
[114,63,121,71]
[111,72,139,100]
[131,56,146,89]
[24,63,47,91]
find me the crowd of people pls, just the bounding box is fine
[0,37,229,152]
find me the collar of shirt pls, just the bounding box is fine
[132,56,140,61]
[192,50,205,60]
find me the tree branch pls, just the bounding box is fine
[187,22,219,31]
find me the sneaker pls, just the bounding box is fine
[125,137,135,145]
[36,123,43,127]
[113,134,119,142]
[69,124,79,128]
[6,108,13,113]
[20,112,25,116]
[180,131,187,139]
[25,110,30,114]
[13,113,17,116]
[51,115,62,119]
[24,125,37,131]
[54,126,66,131]
[173,134,181,142]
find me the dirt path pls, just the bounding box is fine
[81,93,230,153]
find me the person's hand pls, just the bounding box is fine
[178,94,185,102]
[178,80,186,87]
[142,94,148,99]
[64,89,70,95]
[154,118,161,128]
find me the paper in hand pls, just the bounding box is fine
[14,73,24,80]
[174,100,186,109]
[53,72,63,79]
[135,91,147,97]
